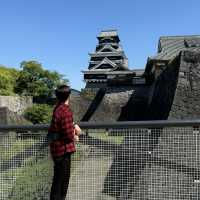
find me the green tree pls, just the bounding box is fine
[14,61,68,97]
[24,104,52,124]
[0,65,19,95]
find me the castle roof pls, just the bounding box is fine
[150,35,200,61]
[82,70,133,75]
[98,30,118,38]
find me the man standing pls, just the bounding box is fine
[48,85,81,200]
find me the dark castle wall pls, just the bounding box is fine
[147,56,180,120]
[118,85,150,121]
[169,50,200,119]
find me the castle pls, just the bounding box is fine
[79,30,200,122]
[82,30,144,90]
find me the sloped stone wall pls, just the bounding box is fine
[69,94,91,122]
[169,50,200,119]
[147,56,180,120]
[90,89,133,122]
[71,88,134,122]
[0,107,29,125]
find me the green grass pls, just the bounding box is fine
[89,132,124,144]
[9,155,52,200]
[0,137,37,162]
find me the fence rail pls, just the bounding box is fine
[0,120,200,200]
[0,119,200,132]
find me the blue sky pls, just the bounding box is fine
[0,0,200,90]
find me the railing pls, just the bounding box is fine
[0,120,200,200]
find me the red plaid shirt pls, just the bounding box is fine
[48,102,76,157]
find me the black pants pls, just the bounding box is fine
[50,153,71,200]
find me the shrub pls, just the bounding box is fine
[24,104,52,124]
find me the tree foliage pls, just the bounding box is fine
[14,61,68,97]
[24,104,52,124]
[0,65,19,95]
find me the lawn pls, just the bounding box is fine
[88,131,124,144]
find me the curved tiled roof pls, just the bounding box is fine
[98,30,118,37]
[150,35,200,61]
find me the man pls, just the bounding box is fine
[48,85,81,200]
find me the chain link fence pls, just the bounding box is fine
[0,121,200,200]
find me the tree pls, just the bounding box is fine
[14,61,68,97]
[0,65,19,95]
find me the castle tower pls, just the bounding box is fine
[82,30,141,90]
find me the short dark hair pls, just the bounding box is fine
[55,85,71,102]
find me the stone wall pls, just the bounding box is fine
[69,94,91,122]
[71,88,134,122]
[169,50,200,119]
[0,107,29,125]
[0,96,32,114]
[90,89,133,122]
[118,85,150,121]
[147,56,180,120]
